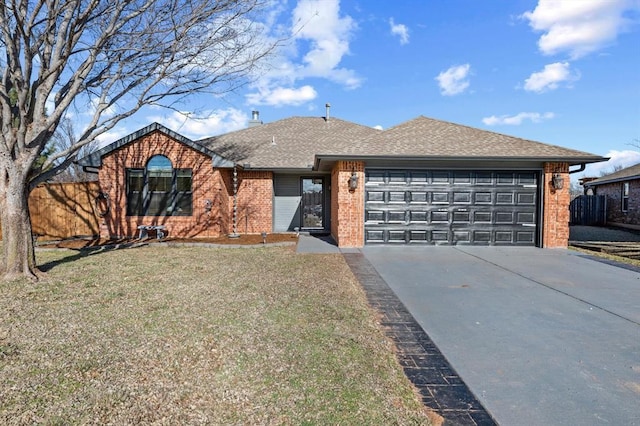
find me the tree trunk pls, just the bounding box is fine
[0,176,38,280]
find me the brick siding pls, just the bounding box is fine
[222,169,273,234]
[542,162,570,248]
[594,179,640,225]
[331,161,364,247]
[97,131,272,239]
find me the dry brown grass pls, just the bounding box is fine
[0,245,431,425]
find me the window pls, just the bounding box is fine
[622,182,630,212]
[126,155,192,216]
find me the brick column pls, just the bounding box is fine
[542,162,570,248]
[331,161,365,247]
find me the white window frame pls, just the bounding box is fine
[622,182,630,212]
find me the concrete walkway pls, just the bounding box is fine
[296,234,341,253]
[362,246,640,425]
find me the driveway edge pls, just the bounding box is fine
[343,252,497,426]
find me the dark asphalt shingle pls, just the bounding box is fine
[199,115,604,169]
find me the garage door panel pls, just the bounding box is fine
[453,192,472,203]
[496,192,515,204]
[432,192,449,203]
[410,211,428,223]
[365,210,384,223]
[473,230,492,243]
[365,229,385,242]
[366,191,384,202]
[410,192,428,203]
[517,193,536,204]
[516,212,535,224]
[453,211,470,222]
[431,211,449,222]
[453,172,472,184]
[365,169,539,246]
[389,191,406,203]
[388,211,406,223]
[474,192,492,203]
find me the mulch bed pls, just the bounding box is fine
[37,233,299,249]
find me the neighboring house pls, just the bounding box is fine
[78,112,605,248]
[584,163,640,228]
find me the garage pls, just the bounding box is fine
[364,169,539,245]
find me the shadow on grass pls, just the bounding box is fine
[38,242,149,273]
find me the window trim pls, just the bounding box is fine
[622,182,630,213]
[126,155,193,217]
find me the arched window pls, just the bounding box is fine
[126,155,193,216]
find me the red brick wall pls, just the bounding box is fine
[331,161,364,247]
[542,162,570,248]
[220,169,273,234]
[594,180,640,225]
[97,131,272,238]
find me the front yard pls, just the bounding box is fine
[0,245,430,424]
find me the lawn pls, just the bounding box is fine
[0,245,431,425]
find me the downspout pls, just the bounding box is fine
[229,164,240,238]
[569,164,586,174]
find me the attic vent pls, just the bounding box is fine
[325,103,330,121]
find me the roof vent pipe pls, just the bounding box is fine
[248,110,262,128]
[325,103,330,121]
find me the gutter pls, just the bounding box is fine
[584,174,640,187]
[313,154,608,170]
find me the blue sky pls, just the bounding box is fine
[104,0,640,181]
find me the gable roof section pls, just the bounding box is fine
[331,116,605,164]
[77,122,234,168]
[585,163,640,186]
[79,116,606,171]
[198,116,381,169]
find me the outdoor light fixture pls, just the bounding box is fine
[552,173,564,190]
[349,170,359,191]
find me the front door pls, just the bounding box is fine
[301,177,324,229]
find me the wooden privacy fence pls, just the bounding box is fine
[0,181,101,241]
[570,195,606,226]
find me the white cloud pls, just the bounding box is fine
[482,112,555,126]
[246,0,360,107]
[148,108,249,138]
[579,150,640,178]
[523,62,580,93]
[292,0,357,84]
[374,125,383,130]
[389,18,409,45]
[521,0,638,59]
[245,85,317,106]
[435,64,471,96]
[94,128,131,149]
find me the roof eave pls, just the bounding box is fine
[314,154,608,170]
[77,122,235,168]
[585,174,640,187]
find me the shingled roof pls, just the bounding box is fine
[198,116,381,169]
[80,115,606,171]
[344,116,604,162]
[585,163,640,186]
[199,115,604,169]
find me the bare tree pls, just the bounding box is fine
[0,0,277,279]
[49,118,98,182]
[599,164,624,177]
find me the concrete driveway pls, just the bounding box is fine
[361,246,640,425]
